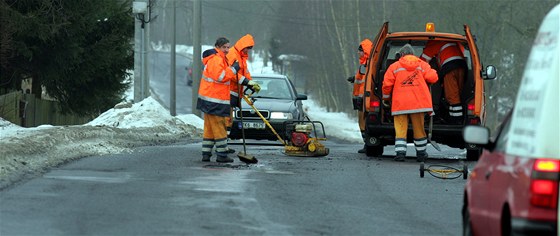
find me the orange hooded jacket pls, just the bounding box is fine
[196,47,236,117]
[382,55,438,115]
[353,39,373,98]
[226,34,255,99]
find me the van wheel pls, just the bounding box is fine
[366,145,384,157]
[466,148,481,161]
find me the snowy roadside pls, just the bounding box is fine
[0,97,203,189]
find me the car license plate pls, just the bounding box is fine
[242,122,265,129]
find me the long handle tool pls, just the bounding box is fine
[236,78,258,164]
[428,85,441,151]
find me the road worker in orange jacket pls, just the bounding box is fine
[226,34,261,132]
[347,39,373,153]
[420,40,467,124]
[382,44,438,162]
[226,34,260,108]
[196,37,238,163]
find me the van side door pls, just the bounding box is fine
[364,22,388,113]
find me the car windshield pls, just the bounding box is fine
[251,77,293,100]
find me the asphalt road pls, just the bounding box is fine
[0,139,470,235]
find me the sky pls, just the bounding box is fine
[0,46,362,187]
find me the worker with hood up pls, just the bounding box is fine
[382,44,438,162]
[226,34,261,108]
[347,38,373,154]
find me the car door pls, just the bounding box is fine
[482,115,513,235]
[469,113,512,234]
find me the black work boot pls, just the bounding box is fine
[394,151,405,162]
[201,154,211,162]
[416,151,428,162]
[358,144,366,153]
[216,155,234,163]
[216,148,236,154]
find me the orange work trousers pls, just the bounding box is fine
[443,67,465,105]
[202,113,229,157]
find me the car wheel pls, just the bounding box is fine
[366,145,384,157]
[501,208,512,236]
[466,148,481,161]
[462,203,473,236]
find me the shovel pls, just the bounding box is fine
[428,84,441,151]
[428,112,441,151]
[236,77,258,164]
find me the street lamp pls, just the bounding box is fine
[133,1,149,102]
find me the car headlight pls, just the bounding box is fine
[270,112,293,119]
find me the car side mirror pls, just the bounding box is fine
[463,125,490,145]
[296,94,308,100]
[482,65,497,80]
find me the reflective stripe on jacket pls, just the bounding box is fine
[382,55,438,115]
[353,39,373,98]
[197,48,235,117]
[420,41,466,75]
[227,34,254,96]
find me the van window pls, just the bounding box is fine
[382,41,472,71]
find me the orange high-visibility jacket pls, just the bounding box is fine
[226,34,255,97]
[353,39,373,98]
[382,55,438,115]
[420,41,466,75]
[197,48,236,117]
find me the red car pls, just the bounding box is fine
[463,111,558,235]
[462,4,559,235]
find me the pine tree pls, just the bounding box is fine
[0,0,133,116]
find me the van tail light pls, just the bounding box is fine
[370,99,380,112]
[530,159,560,208]
[467,103,475,115]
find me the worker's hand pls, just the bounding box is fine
[231,61,240,73]
[382,100,391,108]
[248,80,261,93]
[347,76,355,83]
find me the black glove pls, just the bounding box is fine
[347,76,355,83]
[232,61,240,72]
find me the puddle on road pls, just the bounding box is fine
[43,170,132,183]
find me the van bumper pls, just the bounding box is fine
[365,122,465,148]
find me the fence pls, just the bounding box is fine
[0,91,91,127]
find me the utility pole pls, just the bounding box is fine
[143,3,151,100]
[192,0,202,117]
[170,0,176,116]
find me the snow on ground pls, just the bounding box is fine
[302,98,361,143]
[0,97,203,189]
